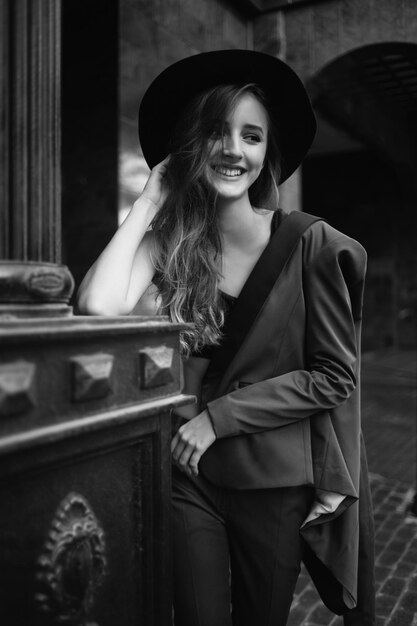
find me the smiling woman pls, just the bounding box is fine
[77,49,374,626]
[148,82,281,356]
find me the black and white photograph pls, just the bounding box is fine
[1,1,416,625]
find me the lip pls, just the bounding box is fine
[211,164,247,179]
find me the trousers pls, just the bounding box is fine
[172,466,314,626]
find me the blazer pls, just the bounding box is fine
[199,215,375,622]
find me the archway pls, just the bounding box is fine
[304,42,417,351]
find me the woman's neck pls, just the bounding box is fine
[216,195,271,249]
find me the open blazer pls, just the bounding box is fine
[199,214,375,624]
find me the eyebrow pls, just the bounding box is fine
[216,121,265,135]
[243,124,265,135]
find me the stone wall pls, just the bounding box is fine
[282,0,417,79]
[120,0,250,119]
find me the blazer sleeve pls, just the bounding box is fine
[206,235,367,438]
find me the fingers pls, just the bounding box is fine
[177,441,203,477]
[171,426,201,477]
[187,448,202,476]
[171,412,216,477]
[171,430,186,461]
[179,444,200,478]
[153,154,170,175]
[140,155,171,209]
[160,154,171,167]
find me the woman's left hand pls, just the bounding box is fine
[171,411,216,477]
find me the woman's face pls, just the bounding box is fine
[204,93,268,203]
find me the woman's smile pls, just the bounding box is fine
[211,165,247,178]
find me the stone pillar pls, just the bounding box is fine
[0,0,74,317]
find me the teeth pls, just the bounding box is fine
[214,166,243,177]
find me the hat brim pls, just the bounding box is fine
[138,49,316,184]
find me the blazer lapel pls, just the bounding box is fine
[206,211,322,382]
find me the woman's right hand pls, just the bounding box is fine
[139,155,170,211]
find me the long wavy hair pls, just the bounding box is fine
[150,83,282,356]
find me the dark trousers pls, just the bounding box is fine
[172,467,314,626]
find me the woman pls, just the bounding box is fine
[78,50,374,626]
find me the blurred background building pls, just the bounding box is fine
[59,0,417,352]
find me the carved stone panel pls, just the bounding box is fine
[138,345,175,389]
[0,360,36,416]
[71,354,114,402]
[35,492,107,626]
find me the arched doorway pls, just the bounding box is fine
[304,42,417,352]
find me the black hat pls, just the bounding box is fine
[138,49,316,184]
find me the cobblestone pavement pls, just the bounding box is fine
[289,350,417,626]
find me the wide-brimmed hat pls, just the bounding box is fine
[138,49,316,183]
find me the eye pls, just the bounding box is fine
[244,133,262,143]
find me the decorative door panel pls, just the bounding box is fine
[0,425,168,625]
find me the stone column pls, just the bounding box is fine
[0,0,73,317]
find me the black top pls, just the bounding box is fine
[190,209,287,360]
[190,290,237,359]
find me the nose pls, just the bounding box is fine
[222,133,242,159]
